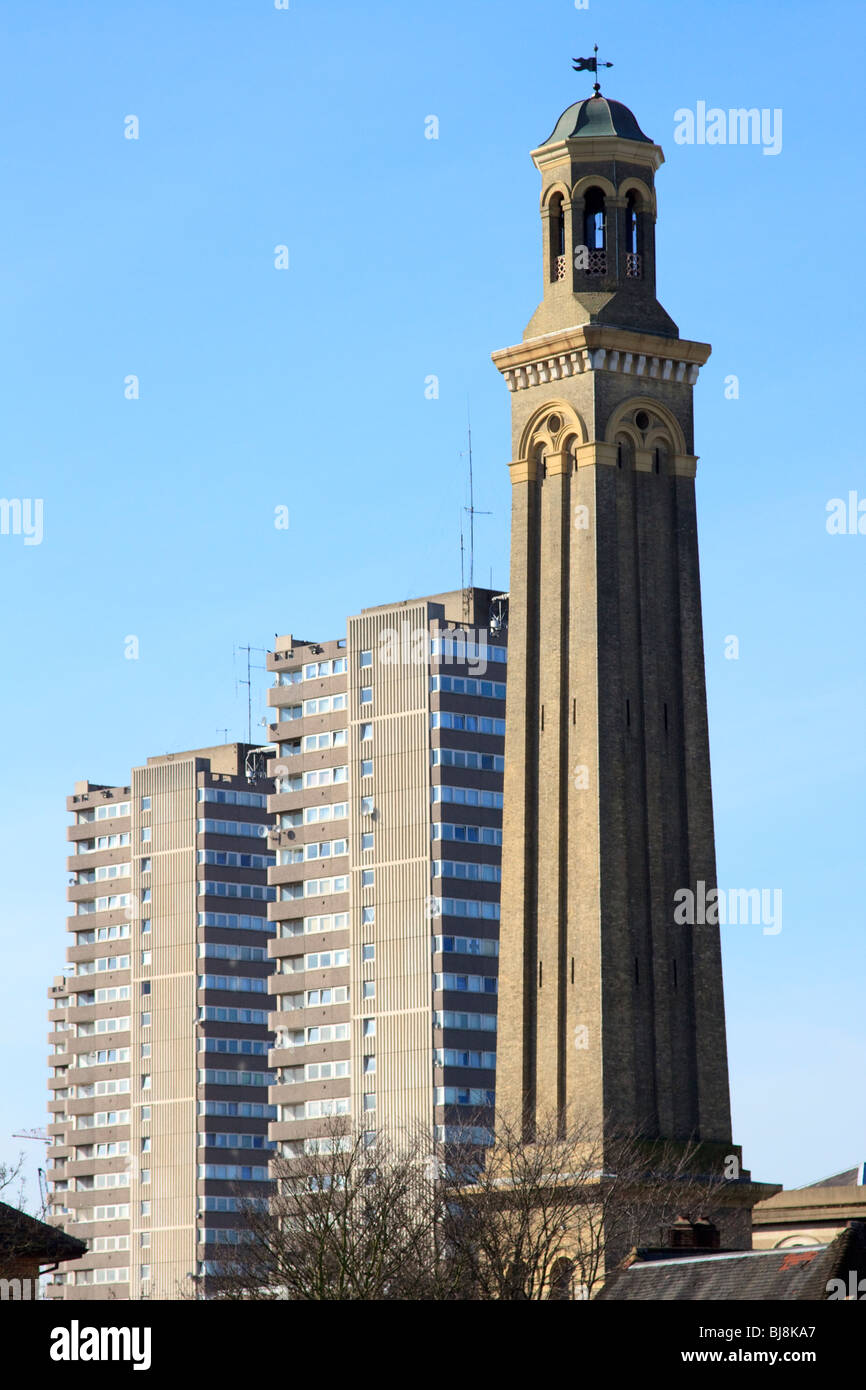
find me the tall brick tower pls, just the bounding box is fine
[493,90,735,1157]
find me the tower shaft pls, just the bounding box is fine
[494,95,732,1151]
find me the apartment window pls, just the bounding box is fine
[433,972,498,994]
[200,849,275,871]
[430,675,507,700]
[304,949,350,969]
[302,694,347,716]
[305,986,349,1006]
[198,787,268,809]
[360,722,372,741]
[140,1265,151,1281]
[432,824,503,848]
[432,859,502,884]
[360,687,372,705]
[433,1010,497,1032]
[302,730,347,752]
[360,759,373,778]
[362,906,375,925]
[141,827,151,842]
[362,944,375,962]
[141,1106,151,1121]
[140,1232,150,1247]
[303,838,348,861]
[431,636,506,665]
[363,1094,376,1110]
[302,658,347,680]
[140,858,152,874]
[361,870,374,888]
[141,798,151,811]
[303,875,349,898]
[431,712,506,737]
[362,981,375,999]
[276,703,302,721]
[361,833,374,852]
[360,650,372,667]
[434,1048,496,1070]
[141,919,151,934]
[140,1202,151,1217]
[140,1169,151,1184]
[305,1023,350,1044]
[141,951,151,966]
[431,749,505,773]
[141,1138,151,1153]
[363,1019,376,1037]
[434,1086,496,1108]
[432,935,499,958]
[302,767,348,790]
[363,1054,376,1072]
[303,802,348,826]
[140,1043,151,1058]
[141,1075,151,1090]
[360,797,374,816]
[200,943,269,966]
[141,888,151,903]
[140,1012,151,1027]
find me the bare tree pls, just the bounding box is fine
[438,1108,731,1299]
[0,1154,28,1213]
[217,1113,731,1300]
[209,1120,446,1301]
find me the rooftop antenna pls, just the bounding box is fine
[459,405,491,623]
[234,645,267,744]
[216,727,229,745]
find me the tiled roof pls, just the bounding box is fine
[596,1222,866,1301]
[0,1201,87,1263]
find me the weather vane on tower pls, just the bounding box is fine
[573,44,613,96]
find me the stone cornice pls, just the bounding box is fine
[492,325,712,394]
[508,447,699,483]
[531,137,665,174]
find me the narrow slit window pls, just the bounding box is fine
[626,192,639,255]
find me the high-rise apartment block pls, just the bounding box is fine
[46,744,275,1300]
[46,592,509,1297]
[266,589,507,1157]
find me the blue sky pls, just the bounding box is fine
[0,0,863,1201]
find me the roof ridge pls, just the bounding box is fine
[629,1245,829,1270]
